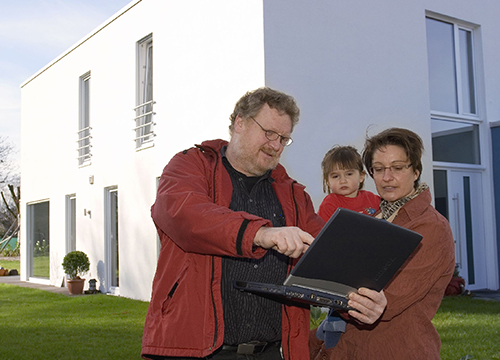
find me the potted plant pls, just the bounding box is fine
[445,265,466,296]
[62,251,90,295]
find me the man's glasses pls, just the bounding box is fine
[370,163,412,176]
[250,117,293,147]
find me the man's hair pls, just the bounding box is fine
[321,145,365,194]
[229,87,300,133]
[362,128,424,189]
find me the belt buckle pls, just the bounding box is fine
[237,341,267,354]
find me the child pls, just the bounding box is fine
[318,145,380,221]
[314,145,381,350]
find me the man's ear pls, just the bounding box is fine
[233,115,245,134]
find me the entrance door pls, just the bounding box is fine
[434,170,487,290]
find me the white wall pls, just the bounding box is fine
[20,0,265,301]
[264,0,436,207]
[263,0,500,289]
[265,0,499,207]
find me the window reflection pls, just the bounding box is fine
[29,201,50,278]
[431,118,480,164]
[426,18,477,116]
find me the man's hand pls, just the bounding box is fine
[347,288,387,324]
[254,227,314,258]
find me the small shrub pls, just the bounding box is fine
[62,251,90,279]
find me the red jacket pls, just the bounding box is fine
[142,139,325,359]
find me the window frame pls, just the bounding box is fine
[65,194,76,254]
[426,15,479,120]
[26,199,50,281]
[104,186,119,294]
[77,71,92,166]
[426,12,485,169]
[134,34,155,150]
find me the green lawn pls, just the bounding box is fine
[0,258,19,272]
[0,284,149,360]
[1,279,499,359]
[435,296,500,360]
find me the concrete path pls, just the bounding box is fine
[0,275,71,295]
[470,289,500,302]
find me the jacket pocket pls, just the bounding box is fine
[161,259,190,316]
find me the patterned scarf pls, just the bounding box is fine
[379,183,429,220]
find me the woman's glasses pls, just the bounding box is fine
[370,164,412,176]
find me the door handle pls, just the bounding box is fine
[452,193,461,268]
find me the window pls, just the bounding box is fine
[77,72,92,165]
[105,187,119,293]
[431,118,480,164]
[426,15,481,165]
[27,201,50,279]
[65,194,76,253]
[426,17,477,116]
[433,170,448,219]
[134,34,155,149]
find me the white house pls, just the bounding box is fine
[20,0,500,301]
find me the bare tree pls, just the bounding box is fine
[0,136,20,251]
[0,136,19,187]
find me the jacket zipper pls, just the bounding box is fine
[285,180,299,359]
[205,145,219,350]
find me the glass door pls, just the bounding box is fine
[27,201,50,279]
[434,170,487,290]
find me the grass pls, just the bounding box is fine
[0,257,48,278]
[0,284,149,360]
[33,255,49,278]
[1,270,499,359]
[0,258,20,272]
[435,296,500,360]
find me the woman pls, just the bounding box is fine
[310,128,455,360]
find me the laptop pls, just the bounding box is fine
[233,208,422,310]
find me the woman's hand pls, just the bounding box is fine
[347,288,387,324]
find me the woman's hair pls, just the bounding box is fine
[229,87,300,133]
[362,128,424,189]
[321,145,365,194]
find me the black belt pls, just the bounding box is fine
[222,341,281,355]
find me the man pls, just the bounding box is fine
[142,87,386,360]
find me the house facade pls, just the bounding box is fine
[20,0,500,301]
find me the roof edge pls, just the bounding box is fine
[21,0,142,89]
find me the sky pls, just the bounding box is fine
[0,0,134,165]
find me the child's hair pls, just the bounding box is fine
[321,145,365,194]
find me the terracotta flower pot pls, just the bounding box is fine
[67,278,85,295]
